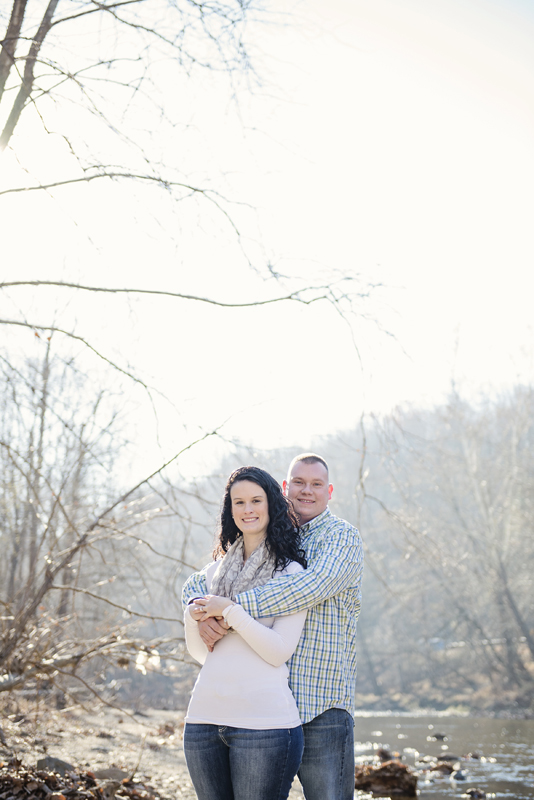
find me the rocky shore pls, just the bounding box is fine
[0,705,305,799]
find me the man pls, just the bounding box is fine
[182,454,363,800]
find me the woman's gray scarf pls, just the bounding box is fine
[209,536,276,601]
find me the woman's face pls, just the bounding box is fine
[230,480,270,540]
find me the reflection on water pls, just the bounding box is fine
[353,713,534,799]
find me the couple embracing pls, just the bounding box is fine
[182,453,363,800]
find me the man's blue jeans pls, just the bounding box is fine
[298,709,355,800]
[183,723,304,800]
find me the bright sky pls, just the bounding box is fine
[1,0,533,479]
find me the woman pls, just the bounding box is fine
[183,466,307,800]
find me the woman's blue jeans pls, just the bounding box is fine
[183,723,304,800]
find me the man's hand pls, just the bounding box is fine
[197,617,229,651]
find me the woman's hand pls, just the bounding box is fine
[194,594,235,619]
[189,605,207,622]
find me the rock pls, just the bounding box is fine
[451,769,468,781]
[435,753,461,762]
[36,756,76,776]
[354,761,418,797]
[92,768,129,781]
[464,789,486,799]
[430,761,454,774]
[95,779,122,800]
[377,747,400,762]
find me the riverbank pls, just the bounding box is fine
[1,702,533,800]
[354,689,534,719]
[0,703,305,799]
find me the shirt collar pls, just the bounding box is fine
[300,506,331,536]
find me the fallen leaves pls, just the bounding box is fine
[0,758,169,800]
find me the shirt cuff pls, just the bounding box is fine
[222,603,248,629]
[221,602,237,620]
[235,589,259,617]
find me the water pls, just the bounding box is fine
[353,713,534,799]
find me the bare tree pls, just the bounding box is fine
[1,0,256,155]
[304,393,534,711]
[367,391,534,703]
[0,0,382,712]
[1,0,379,383]
[0,341,220,705]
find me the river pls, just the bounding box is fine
[353,713,534,799]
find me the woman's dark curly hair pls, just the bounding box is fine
[213,466,307,573]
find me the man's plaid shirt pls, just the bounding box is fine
[181,507,363,724]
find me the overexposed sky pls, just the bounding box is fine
[1,0,533,478]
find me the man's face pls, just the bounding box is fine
[283,460,333,525]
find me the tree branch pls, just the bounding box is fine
[0,280,345,308]
[0,0,60,152]
[0,171,215,197]
[50,584,184,625]
[0,318,152,389]
[85,428,219,531]
[0,0,29,101]
[51,0,148,28]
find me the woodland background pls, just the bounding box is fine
[1,0,533,719]
[2,352,533,714]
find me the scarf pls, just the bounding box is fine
[209,537,276,601]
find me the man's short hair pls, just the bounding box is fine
[288,453,329,478]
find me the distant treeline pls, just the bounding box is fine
[1,348,532,713]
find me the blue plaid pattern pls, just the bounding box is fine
[182,508,363,724]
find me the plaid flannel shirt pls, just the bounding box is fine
[181,507,363,724]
